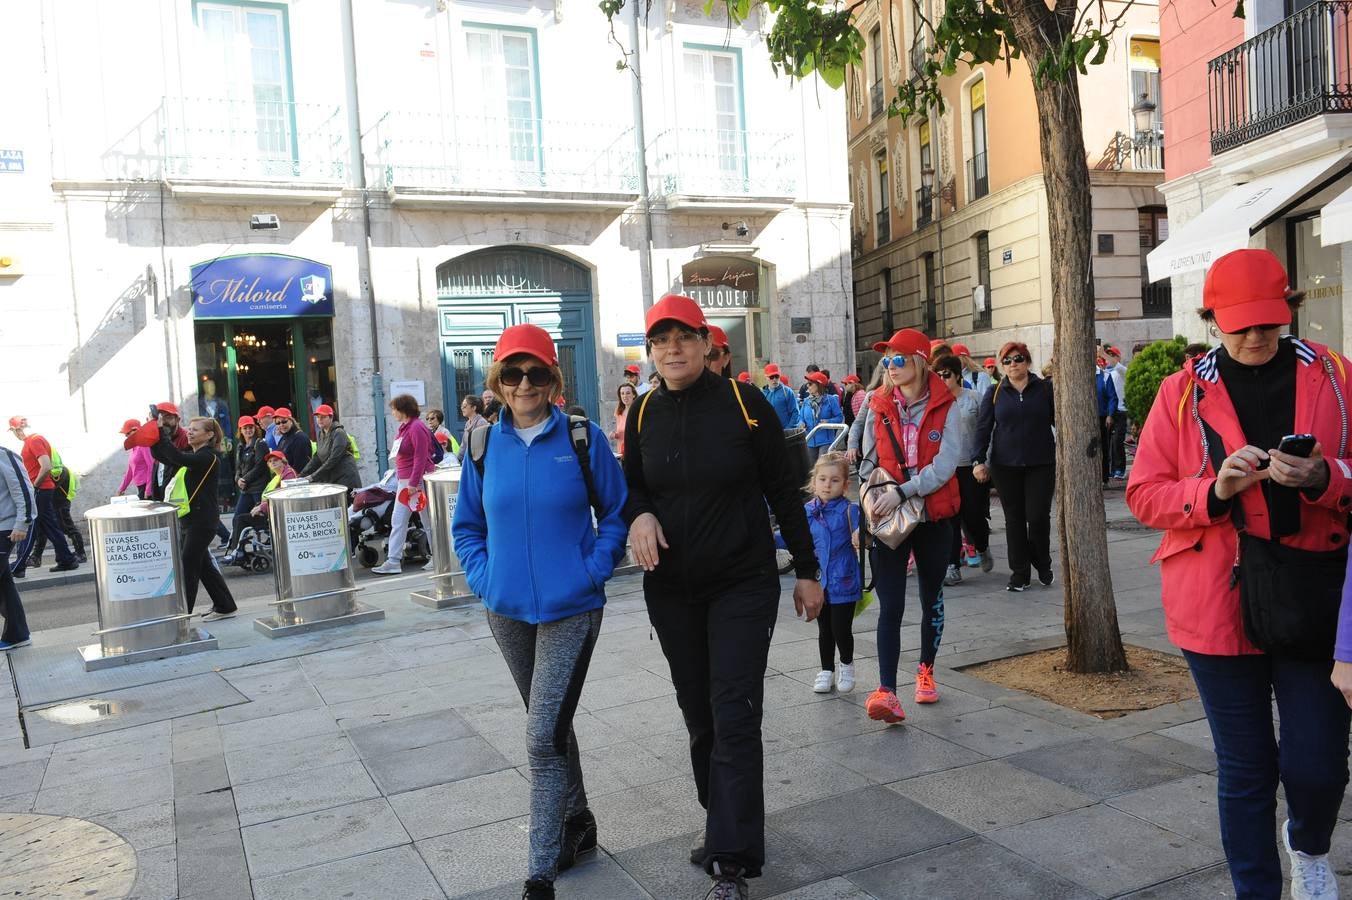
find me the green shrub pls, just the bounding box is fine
[1125,336,1191,425]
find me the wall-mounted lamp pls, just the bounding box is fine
[722,221,750,238]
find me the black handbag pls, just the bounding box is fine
[1198,406,1345,659]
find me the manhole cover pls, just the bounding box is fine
[33,699,143,727]
[0,813,136,897]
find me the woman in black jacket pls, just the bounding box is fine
[151,417,238,620]
[224,416,269,562]
[300,404,360,493]
[971,341,1056,592]
[271,407,312,473]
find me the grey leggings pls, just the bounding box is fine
[486,607,603,881]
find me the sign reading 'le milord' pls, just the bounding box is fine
[681,257,761,309]
[190,254,336,319]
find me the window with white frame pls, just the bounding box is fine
[1129,37,1162,170]
[683,46,746,190]
[869,25,884,117]
[917,119,933,225]
[464,26,541,172]
[875,149,891,245]
[968,78,988,199]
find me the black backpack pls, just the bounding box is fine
[467,415,603,521]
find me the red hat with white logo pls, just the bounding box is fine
[494,323,558,366]
[645,294,707,336]
[256,406,276,418]
[1203,248,1293,334]
[983,357,996,367]
[155,401,180,417]
[843,374,861,384]
[952,343,971,357]
[707,324,730,349]
[265,450,287,463]
[874,329,932,359]
[314,404,334,416]
[764,363,782,377]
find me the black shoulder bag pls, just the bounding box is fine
[1197,398,1345,659]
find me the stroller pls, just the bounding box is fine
[349,469,431,569]
[232,518,275,574]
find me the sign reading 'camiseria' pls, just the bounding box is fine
[190,253,335,318]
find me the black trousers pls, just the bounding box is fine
[0,535,31,644]
[1099,419,1114,482]
[645,571,780,878]
[990,463,1055,586]
[816,599,856,670]
[31,476,83,560]
[949,466,991,565]
[1109,416,1128,474]
[180,521,237,615]
[16,488,73,573]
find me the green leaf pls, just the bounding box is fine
[820,63,845,88]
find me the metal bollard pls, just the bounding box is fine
[410,465,478,610]
[254,482,384,637]
[79,501,217,670]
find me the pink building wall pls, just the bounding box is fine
[1160,0,1246,181]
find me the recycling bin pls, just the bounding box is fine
[410,464,478,610]
[254,482,384,637]
[79,500,217,670]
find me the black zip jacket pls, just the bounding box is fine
[972,373,1056,468]
[150,440,222,528]
[274,427,312,474]
[236,437,270,493]
[622,368,819,595]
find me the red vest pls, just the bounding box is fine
[869,372,960,520]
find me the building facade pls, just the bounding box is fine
[1152,0,1351,356]
[845,0,1173,371]
[0,0,851,512]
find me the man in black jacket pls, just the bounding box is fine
[624,293,822,899]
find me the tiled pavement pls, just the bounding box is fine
[0,494,1346,898]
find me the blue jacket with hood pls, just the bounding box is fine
[451,406,629,624]
[777,495,861,604]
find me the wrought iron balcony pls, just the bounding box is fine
[368,111,639,195]
[876,209,891,245]
[871,80,885,119]
[1209,0,1352,154]
[161,97,346,182]
[966,151,989,201]
[649,128,797,198]
[915,185,933,227]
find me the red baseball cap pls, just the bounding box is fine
[645,294,707,335]
[434,432,449,446]
[874,329,932,359]
[737,372,751,383]
[624,364,640,375]
[274,407,294,420]
[494,323,558,366]
[806,371,829,384]
[314,404,334,416]
[983,357,996,367]
[952,343,971,357]
[1106,346,1122,356]
[843,374,861,384]
[707,324,730,349]
[7,416,26,429]
[764,363,782,377]
[120,418,141,435]
[237,416,256,428]
[265,450,287,463]
[155,402,180,417]
[257,406,276,417]
[1203,249,1292,334]
[124,419,159,450]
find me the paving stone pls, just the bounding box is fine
[35,764,173,817]
[177,825,252,899]
[127,843,177,900]
[590,693,688,741]
[365,735,512,795]
[763,748,872,813]
[760,673,841,709]
[389,769,532,841]
[588,777,707,854]
[1156,718,1217,752]
[345,708,476,758]
[174,754,230,796]
[326,686,453,727]
[314,668,425,705]
[767,786,972,873]
[298,644,403,680]
[580,740,685,797]
[764,876,877,900]
[617,826,831,898]
[811,727,986,783]
[762,697,890,747]
[1107,773,1222,848]
[890,760,1095,832]
[0,758,48,799]
[232,759,380,827]
[89,799,175,850]
[1005,737,1193,799]
[253,844,443,900]
[175,788,239,840]
[214,684,326,725]
[224,731,359,785]
[415,816,532,897]
[911,705,1081,758]
[1118,732,1218,773]
[846,835,1095,899]
[1117,863,1237,898]
[219,706,340,753]
[43,739,169,788]
[988,803,1224,896]
[173,725,224,763]
[457,853,652,900]
[580,669,677,710]
[242,797,411,878]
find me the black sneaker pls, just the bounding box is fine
[1038,569,1055,587]
[74,553,88,564]
[26,557,40,569]
[11,569,24,579]
[707,861,749,900]
[690,827,707,866]
[522,879,554,899]
[1006,581,1029,593]
[49,561,79,573]
[557,808,597,872]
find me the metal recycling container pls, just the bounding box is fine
[411,463,476,609]
[258,482,382,635]
[79,500,217,670]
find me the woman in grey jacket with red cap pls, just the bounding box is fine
[300,404,360,492]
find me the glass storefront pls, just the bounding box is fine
[682,255,768,380]
[1290,216,1343,351]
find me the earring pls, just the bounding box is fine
[1207,324,1219,338]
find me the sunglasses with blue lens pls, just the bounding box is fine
[880,355,910,369]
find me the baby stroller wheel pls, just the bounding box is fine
[357,540,386,569]
[250,555,272,574]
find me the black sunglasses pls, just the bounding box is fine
[1002,355,1027,365]
[937,370,957,379]
[499,366,553,388]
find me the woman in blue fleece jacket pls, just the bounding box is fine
[451,323,627,900]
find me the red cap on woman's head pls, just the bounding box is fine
[737,372,751,383]
[1204,249,1293,333]
[624,364,640,375]
[434,432,449,446]
[806,371,829,384]
[983,357,996,367]
[843,374,861,384]
[494,323,558,366]
[314,404,334,416]
[645,294,707,335]
[707,324,730,348]
[873,329,932,359]
[265,450,287,463]
[120,418,141,435]
[952,343,971,357]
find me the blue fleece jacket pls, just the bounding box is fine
[451,407,629,624]
[1096,370,1119,418]
[764,383,802,428]
[777,495,860,604]
[800,394,844,448]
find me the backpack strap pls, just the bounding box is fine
[467,424,491,479]
[635,389,656,434]
[730,380,758,429]
[567,415,603,524]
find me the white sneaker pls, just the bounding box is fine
[836,662,855,692]
[1285,820,1338,900]
[812,670,834,693]
[421,559,434,571]
[200,610,237,622]
[371,560,402,575]
[943,565,962,586]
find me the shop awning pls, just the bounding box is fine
[1321,182,1352,246]
[1146,150,1351,283]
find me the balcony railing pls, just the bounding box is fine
[915,185,933,227]
[1209,0,1352,153]
[871,80,885,118]
[368,111,638,194]
[876,209,891,245]
[1142,280,1173,318]
[161,97,346,182]
[966,151,989,200]
[1133,133,1165,170]
[910,40,928,81]
[649,128,797,198]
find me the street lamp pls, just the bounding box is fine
[1131,92,1159,168]
[920,165,955,206]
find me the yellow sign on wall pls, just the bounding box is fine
[1130,38,1160,71]
[970,79,985,111]
[919,120,931,146]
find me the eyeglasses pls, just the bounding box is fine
[499,366,553,388]
[937,370,956,380]
[648,332,703,350]
[880,355,910,369]
[1002,355,1027,365]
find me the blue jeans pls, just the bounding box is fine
[1184,650,1351,899]
[871,518,951,686]
[13,488,74,574]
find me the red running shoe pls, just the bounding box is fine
[866,687,906,724]
[914,662,939,704]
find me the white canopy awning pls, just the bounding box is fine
[1146,150,1350,283]
[1321,182,1352,246]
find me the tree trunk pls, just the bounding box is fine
[1007,1,1128,673]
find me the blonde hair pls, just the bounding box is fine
[188,417,225,452]
[805,451,851,494]
[485,358,565,404]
